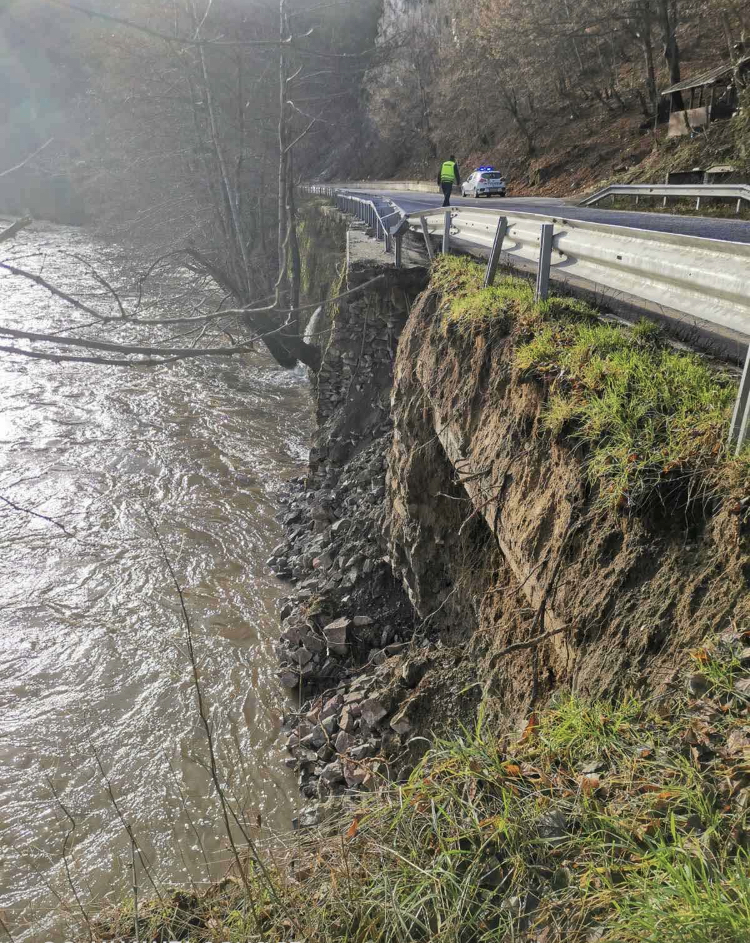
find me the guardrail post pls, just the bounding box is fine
[442,210,451,254]
[484,217,508,288]
[420,217,434,261]
[395,233,403,268]
[729,347,750,454]
[534,223,554,302]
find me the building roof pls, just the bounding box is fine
[661,55,750,95]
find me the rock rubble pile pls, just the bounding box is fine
[267,259,428,821]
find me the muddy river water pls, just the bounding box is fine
[0,224,309,939]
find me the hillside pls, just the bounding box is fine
[332,0,749,199]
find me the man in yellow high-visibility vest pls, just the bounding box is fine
[437,155,461,207]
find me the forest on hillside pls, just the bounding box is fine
[370,0,749,188]
[0,0,748,345]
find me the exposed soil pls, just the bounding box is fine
[272,204,750,828]
[387,279,750,737]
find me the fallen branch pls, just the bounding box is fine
[0,218,32,244]
[45,776,94,943]
[0,140,53,179]
[0,259,384,326]
[90,744,166,905]
[0,914,15,943]
[0,261,104,319]
[143,506,285,931]
[0,323,257,358]
[0,344,181,367]
[0,494,74,537]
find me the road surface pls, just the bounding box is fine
[346,188,750,245]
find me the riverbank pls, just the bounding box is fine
[272,242,750,826]
[96,210,750,941]
[100,630,750,942]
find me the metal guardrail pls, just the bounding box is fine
[581,183,750,213]
[305,185,337,199]
[414,205,750,451]
[307,180,434,194]
[408,205,750,335]
[303,185,404,256]
[302,184,750,452]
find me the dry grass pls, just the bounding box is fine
[97,629,750,943]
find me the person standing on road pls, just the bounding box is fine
[437,155,460,207]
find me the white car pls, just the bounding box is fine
[461,168,507,198]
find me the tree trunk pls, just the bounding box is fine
[287,152,301,318]
[276,0,289,310]
[657,0,683,110]
[639,1,659,115]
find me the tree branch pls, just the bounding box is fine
[0,140,54,179]
[46,0,308,47]
[0,219,32,244]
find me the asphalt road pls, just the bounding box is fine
[349,188,750,244]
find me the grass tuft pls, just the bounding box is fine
[430,256,750,513]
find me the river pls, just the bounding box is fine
[0,223,309,940]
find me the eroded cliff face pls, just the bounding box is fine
[277,205,750,819]
[386,281,750,728]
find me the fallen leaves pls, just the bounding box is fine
[520,712,539,743]
[579,773,600,796]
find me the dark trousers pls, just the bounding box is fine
[441,182,453,207]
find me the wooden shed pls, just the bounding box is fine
[661,55,750,136]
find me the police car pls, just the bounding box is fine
[461,166,507,198]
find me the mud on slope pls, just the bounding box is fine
[386,273,750,734]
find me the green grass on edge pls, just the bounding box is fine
[430,256,750,513]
